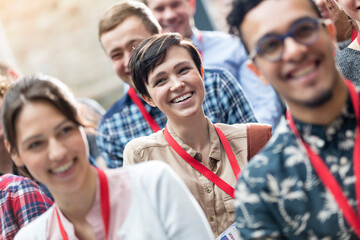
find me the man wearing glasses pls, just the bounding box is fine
[227,0,360,238]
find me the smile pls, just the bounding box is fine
[52,160,75,174]
[172,92,193,103]
[287,60,320,80]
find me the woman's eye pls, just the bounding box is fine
[60,125,75,136]
[28,141,43,150]
[179,67,190,74]
[154,78,166,86]
[111,52,123,60]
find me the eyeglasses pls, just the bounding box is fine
[248,17,326,62]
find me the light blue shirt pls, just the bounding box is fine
[191,28,284,130]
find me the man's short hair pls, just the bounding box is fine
[98,1,161,39]
[226,0,322,52]
[130,33,202,98]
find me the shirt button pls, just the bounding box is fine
[340,156,348,166]
[209,216,215,222]
[206,188,212,193]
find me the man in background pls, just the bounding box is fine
[143,0,284,129]
[97,1,257,168]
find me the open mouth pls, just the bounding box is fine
[286,60,320,80]
[172,92,193,103]
[51,159,75,174]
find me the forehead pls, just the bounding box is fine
[242,0,319,47]
[100,16,152,53]
[149,46,193,73]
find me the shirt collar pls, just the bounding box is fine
[166,117,221,165]
[292,94,355,150]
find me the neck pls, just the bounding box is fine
[167,111,209,152]
[0,146,13,174]
[288,77,348,125]
[53,166,97,222]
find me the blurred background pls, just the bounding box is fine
[0,0,232,109]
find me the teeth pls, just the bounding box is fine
[292,64,316,78]
[52,160,74,174]
[173,93,192,103]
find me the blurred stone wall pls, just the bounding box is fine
[0,0,123,109]
[0,0,232,109]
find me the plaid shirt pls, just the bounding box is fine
[0,174,53,240]
[97,67,257,168]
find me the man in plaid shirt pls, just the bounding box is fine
[97,1,257,168]
[0,174,52,239]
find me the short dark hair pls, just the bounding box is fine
[129,33,202,98]
[2,74,82,153]
[227,0,322,53]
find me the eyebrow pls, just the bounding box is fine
[21,119,71,147]
[109,38,144,56]
[149,60,191,84]
[258,16,316,40]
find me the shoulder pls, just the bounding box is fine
[214,123,247,139]
[126,161,178,188]
[203,67,239,88]
[242,119,297,180]
[14,207,53,240]
[1,174,41,194]
[336,48,360,64]
[201,30,241,44]
[125,130,167,151]
[101,95,129,121]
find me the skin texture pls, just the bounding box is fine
[243,0,347,124]
[146,0,194,38]
[9,101,94,198]
[100,16,153,89]
[143,45,205,122]
[333,0,360,23]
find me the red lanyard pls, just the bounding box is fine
[128,87,161,132]
[55,168,110,240]
[357,30,360,46]
[286,79,360,237]
[163,125,240,198]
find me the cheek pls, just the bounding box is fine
[113,61,124,74]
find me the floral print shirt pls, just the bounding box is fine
[235,91,359,239]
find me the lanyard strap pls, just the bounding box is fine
[55,168,110,240]
[128,87,161,133]
[286,79,360,237]
[357,30,360,47]
[163,125,240,198]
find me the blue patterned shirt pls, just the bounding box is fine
[97,67,257,168]
[235,89,360,239]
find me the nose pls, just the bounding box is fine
[123,51,131,69]
[48,138,67,162]
[281,37,307,62]
[162,7,177,22]
[170,77,185,91]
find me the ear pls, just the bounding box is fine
[4,140,24,167]
[246,60,270,85]
[141,94,157,107]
